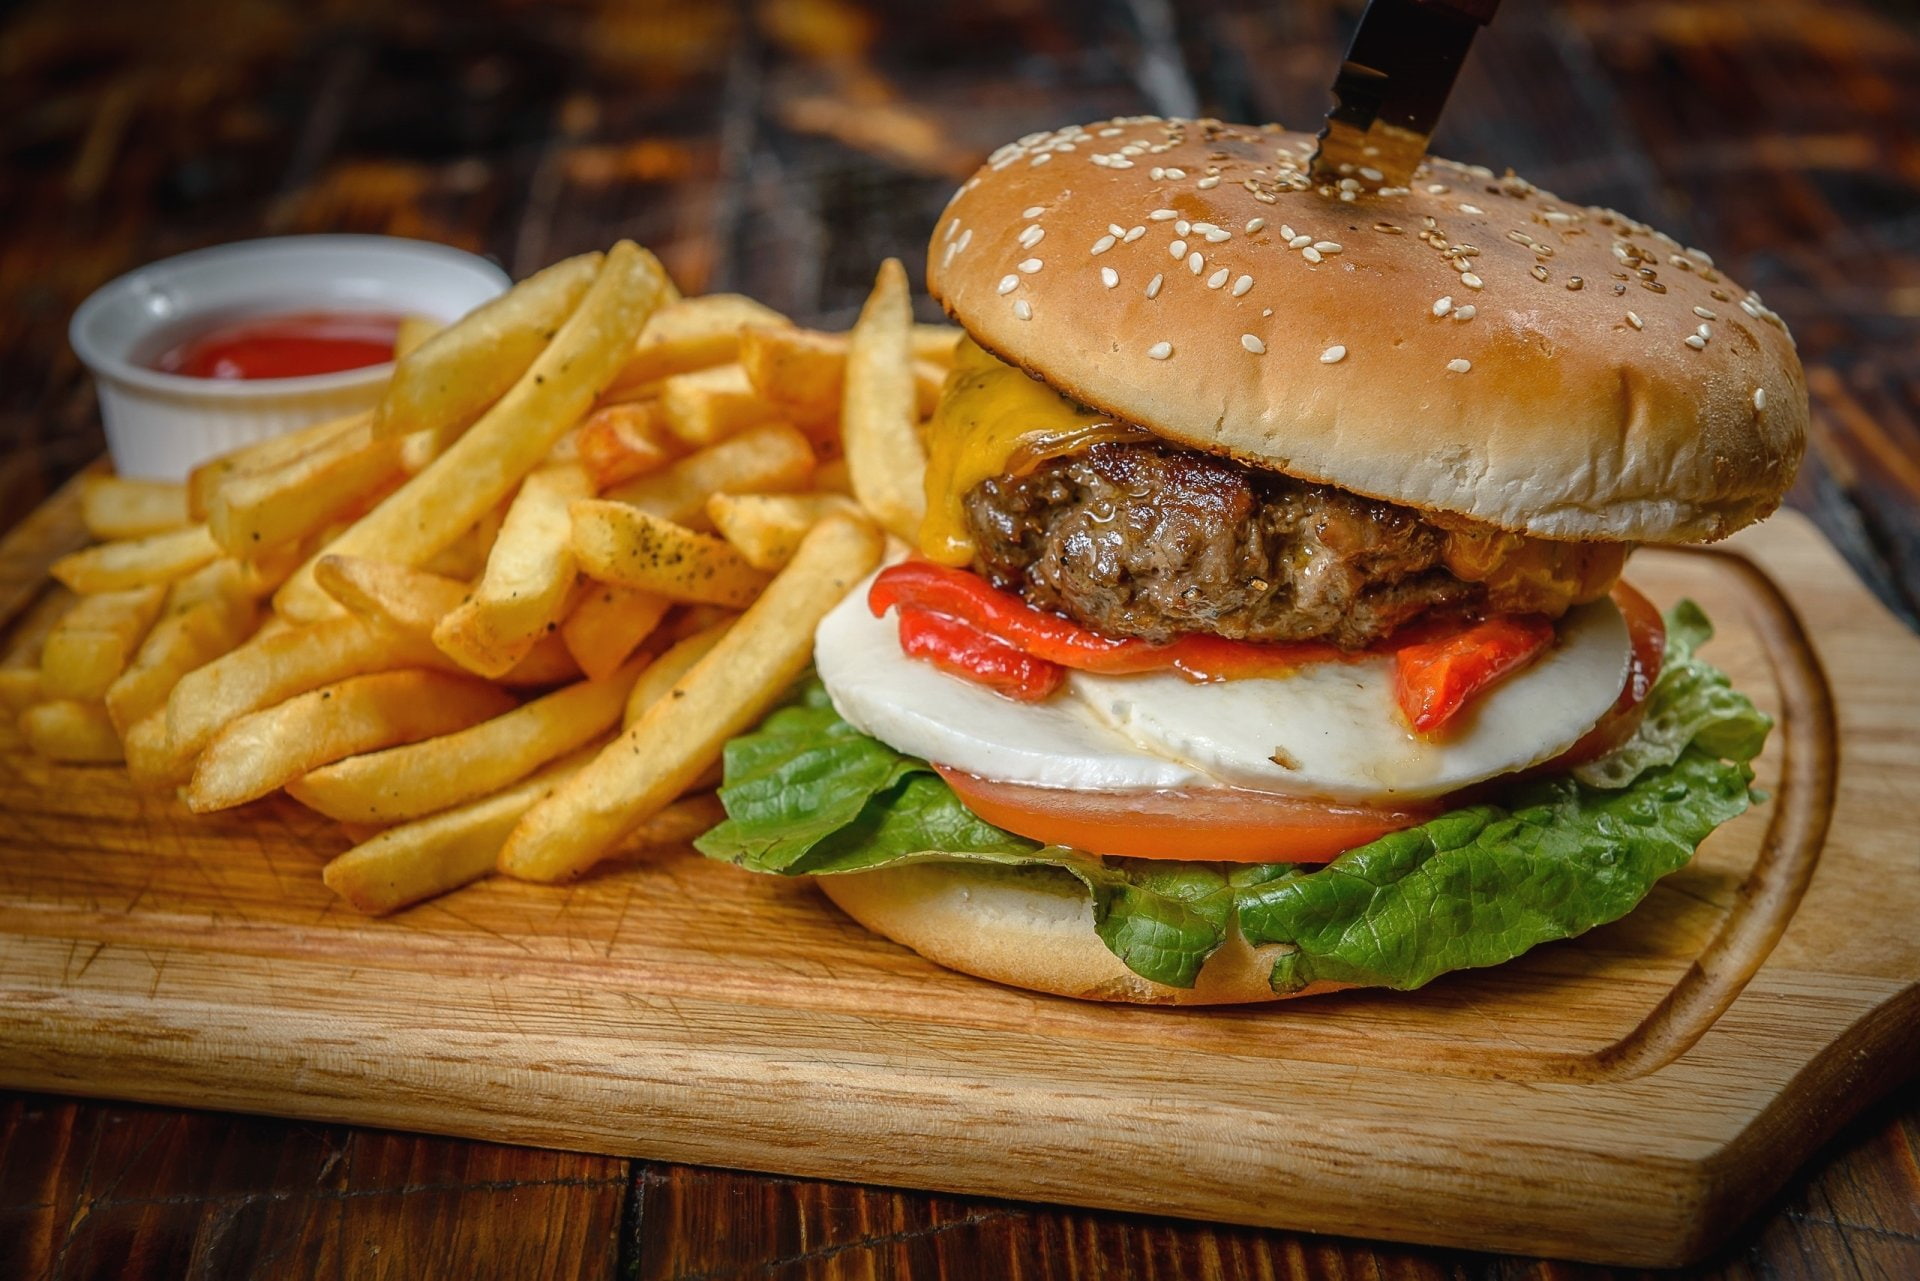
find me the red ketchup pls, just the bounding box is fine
[150,310,404,380]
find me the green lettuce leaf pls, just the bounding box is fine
[697,600,1770,992]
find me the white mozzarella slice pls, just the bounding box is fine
[815,575,1208,790]
[1069,599,1631,800]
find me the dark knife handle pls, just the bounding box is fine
[1414,0,1501,25]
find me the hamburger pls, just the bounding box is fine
[696,117,1804,1004]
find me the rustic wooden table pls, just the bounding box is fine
[2,0,1916,1276]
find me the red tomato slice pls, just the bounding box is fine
[896,606,1064,701]
[935,766,1437,863]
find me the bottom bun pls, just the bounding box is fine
[817,859,1355,1006]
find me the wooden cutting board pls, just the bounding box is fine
[2,479,1916,1268]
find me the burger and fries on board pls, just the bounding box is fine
[20,75,1802,1005]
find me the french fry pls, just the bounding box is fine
[841,258,927,543]
[603,293,792,398]
[657,363,781,447]
[49,524,222,593]
[104,560,256,734]
[207,420,404,555]
[575,402,676,490]
[814,457,853,495]
[560,584,670,680]
[0,586,76,712]
[288,656,647,823]
[322,745,603,912]
[187,669,516,812]
[622,616,734,727]
[80,476,189,540]
[418,502,506,581]
[122,711,179,789]
[706,492,864,571]
[20,700,122,763]
[500,512,883,882]
[739,325,845,425]
[432,464,594,677]
[40,584,168,700]
[911,323,964,364]
[163,613,452,769]
[604,424,815,528]
[739,326,944,427]
[187,412,365,519]
[393,314,444,360]
[313,555,580,687]
[374,251,602,439]
[276,241,671,620]
[570,501,770,607]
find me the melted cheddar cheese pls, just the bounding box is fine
[920,339,1149,564]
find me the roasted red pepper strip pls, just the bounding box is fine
[872,562,1161,671]
[874,560,1559,730]
[1392,613,1556,734]
[895,605,1065,701]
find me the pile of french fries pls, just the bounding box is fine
[3,242,954,912]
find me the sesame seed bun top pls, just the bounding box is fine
[927,117,1806,544]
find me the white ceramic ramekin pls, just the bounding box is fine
[70,235,510,479]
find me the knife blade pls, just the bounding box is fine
[1310,0,1502,190]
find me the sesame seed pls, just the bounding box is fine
[1320,345,1347,364]
[1447,358,1472,373]
[1459,203,1485,214]
[1187,251,1204,274]
[1165,167,1186,179]
[1018,258,1042,274]
[1427,183,1449,194]
[1684,334,1707,350]
[1014,300,1033,320]
[1109,158,1133,168]
[1123,225,1145,242]
[1246,218,1265,233]
[1150,167,1166,181]
[944,218,961,243]
[1289,234,1312,249]
[1531,264,1549,282]
[1433,296,1454,316]
[1146,273,1164,299]
[1302,246,1323,264]
[1753,388,1767,411]
[1338,177,1361,192]
[1262,308,1273,316]
[1148,341,1173,360]
[956,229,973,251]
[1232,274,1253,296]
[1207,267,1229,289]
[1092,234,1116,255]
[1022,205,1045,218]
[1169,239,1187,259]
[1109,223,1125,237]
[1460,272,1484,289]
[1204,227,1231,243]
[1313,241,1343,253]
[1359,166,1384,182]
[1241,334,1266,354]
[997,275,1018,295]
[1175,219,1191,235]
[1454,305,1476,320]
[1567,277,1584,291]
[1198,175,1221,189]
[1019,225,1045,248]
[1626,311,1643,330]
[1694,306,1718,319]
[1149,208,1178,221]
[1280,224,1297,240]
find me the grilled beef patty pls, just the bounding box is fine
[963,442,1485,650]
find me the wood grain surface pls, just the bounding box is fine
[2,0,1918,1277]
